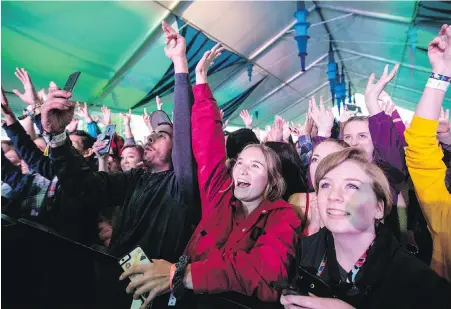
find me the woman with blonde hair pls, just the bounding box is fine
[280,148,450,309]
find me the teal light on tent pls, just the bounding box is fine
[247,63,254,82]
[327,43,337,107]
[293,1,310,71]
[407,27,418,53]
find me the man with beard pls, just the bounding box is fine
[40,22,199,262]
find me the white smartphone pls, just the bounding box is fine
[119,246,153,308]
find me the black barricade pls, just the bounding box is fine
[1,214,282,309]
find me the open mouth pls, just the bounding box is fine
[326,209,351,216]
[236,179,251,188]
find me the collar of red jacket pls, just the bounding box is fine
[230,198,293,214]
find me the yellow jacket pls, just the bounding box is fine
[405,116,451,281]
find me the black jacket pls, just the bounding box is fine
[49,74,200,260]
[294,225,451,309]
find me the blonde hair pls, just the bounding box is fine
[341,115,369,136]
[314,147,392,218]
[235,144,286,202]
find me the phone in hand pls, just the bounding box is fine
[63,71,81,92]
[272,267,335,298]
[97,124,116,156]
[271,281,303,296]
[119,246,153,307]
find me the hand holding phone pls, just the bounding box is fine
[119,246,153,307]
[97,124,116,156]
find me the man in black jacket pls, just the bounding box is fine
[40,23,199,263]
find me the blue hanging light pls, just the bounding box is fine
[255,111,259,120]
[348,81,352,104]
[335,65,346,114]
[326,43,337,107]
[293,1,310,71]
[247,63,254,82]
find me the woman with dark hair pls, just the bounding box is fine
[265,141,308,201]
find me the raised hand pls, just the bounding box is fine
[196,43,226,85]
[1,87,17,126]
[239,109,253,129]
[365,64,399,115]
[162,21,186,60]
[94,106,111,126]
[428,24,451,76]
[308,96,334,137]
[378,90,396,116]
[121,109,132,126]
[12,68,40,106]
[40,87,74,134]
[340,105,358,123]
[156,96,163,111]
[66,117,79,133]
[142,108,152,133]
[438,107,450,133]
[220,109,229,129]
[268,116,284,142]
[75,102,93,122]
[303,112,314,136]
[37,88,48,103]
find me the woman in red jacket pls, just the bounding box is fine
[120,24,301,308]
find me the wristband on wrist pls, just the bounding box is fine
[427,72,451,92]
[43,131,68,156]
[426,78,449,91]
[171,255,190,300]
[317,131,330,138]
[392,118,402,123]
[430,72,451,82]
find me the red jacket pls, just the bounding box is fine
[185,83,301,301]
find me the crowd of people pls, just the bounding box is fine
[2,21,451,309]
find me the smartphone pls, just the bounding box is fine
[119,246,153,307]
[294,267,335,298]
[271,281,303,296]
[97,124,116,156]
[272,267,335,298]
[63,71,81,92]
[345,104,361,113]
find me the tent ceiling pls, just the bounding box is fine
[2,1,450,127]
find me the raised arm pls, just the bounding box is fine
[405,24,451,224]
[192,43,228,215]
[365,65,407,194]
[1,88,56,180]
[161,22,198,206]
[40,87,133,210]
